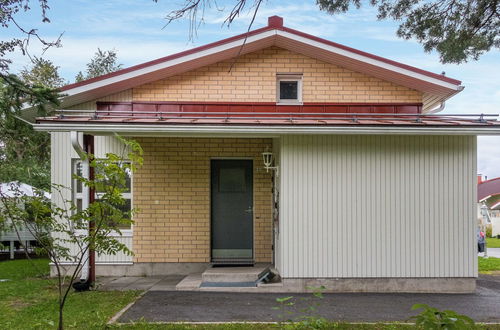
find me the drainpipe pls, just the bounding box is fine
[70,132,95,285]
[427,101,446,114]
[83,134,96,284]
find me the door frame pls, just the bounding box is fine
[209,157,255,263]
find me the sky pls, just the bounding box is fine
[3,0,500,178]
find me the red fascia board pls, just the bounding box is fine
[278,26,461,86]
[60,20,461,93]
[479,177,500,185]
[60,25,275,92]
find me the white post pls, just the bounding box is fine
[9,240,14,260]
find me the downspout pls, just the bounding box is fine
[427,101,446,114]
[70,131,90,284]
[427,85,465,114]
[83,134,96,285]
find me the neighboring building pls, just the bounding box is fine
[0,182,50,259]
[27,16,500,292]
[478,175,500,236]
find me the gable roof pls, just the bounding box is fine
[58,16,463,113]
[478,177,500,202]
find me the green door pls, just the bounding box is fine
[211,160,253,264]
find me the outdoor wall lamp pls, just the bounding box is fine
[262,146,279,175]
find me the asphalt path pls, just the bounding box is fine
[119,275,500,323]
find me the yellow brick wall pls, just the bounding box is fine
[132,137,273,263]
[133,46,422,103]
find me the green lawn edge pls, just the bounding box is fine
[2,259,500,329]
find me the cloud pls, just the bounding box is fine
[3,0,500,179]
[478,136,500,179]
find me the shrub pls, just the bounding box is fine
[485,225,492,238]
[411,304,475,329]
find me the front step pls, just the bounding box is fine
[201,264,271,287]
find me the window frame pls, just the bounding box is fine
[276,74,303,104]
[71,159,133,236]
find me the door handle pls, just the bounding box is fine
[244,206,253,213]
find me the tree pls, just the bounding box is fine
[0,1,63,189]
[164,0,499,64]
[20,57,67,88]
[75,48,123,82]
[0,57,65,189]
[0,74,59,189]
[0,137,143,330]
[0,1,62,78]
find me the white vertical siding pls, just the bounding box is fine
[279,135,477,278]
[51,132,133,264]
[66,235,133,264]
[272,137,281,270]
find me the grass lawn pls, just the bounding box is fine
[1,259,500,329]
[487,237,500,248]
[109,324,417,329]
[0,258,140,329]
[478,256,500,274]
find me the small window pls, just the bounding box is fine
[72,159,132,230]
[277,74,302,104]
[219,168,246,193]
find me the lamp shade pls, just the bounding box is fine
[262,150,273,168]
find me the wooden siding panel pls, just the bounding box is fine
[279,135,476,278]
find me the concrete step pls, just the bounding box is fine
[176,274,202,290]
[201,264,271,287]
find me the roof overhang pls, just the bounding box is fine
[51,16,462,114]
[33,122,500,137]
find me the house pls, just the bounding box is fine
[478,175,500,237]
[29,16,500,292]
[0,182,50,259]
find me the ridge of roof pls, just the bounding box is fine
[60,16,461,93]
[479,177,500,186]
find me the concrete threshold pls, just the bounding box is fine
[176,273,285,293]
[201,264,270,283]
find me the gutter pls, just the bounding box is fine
[34,123,500,136]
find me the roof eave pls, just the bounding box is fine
[53,20,462,111]
[32,122,500,136]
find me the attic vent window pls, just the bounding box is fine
[277,74,302,104]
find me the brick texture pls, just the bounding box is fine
[133,46,422,103]
[132,137,273,263]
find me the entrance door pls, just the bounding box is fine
[211,160,253,264]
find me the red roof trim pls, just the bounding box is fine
[60,16,461,92]
[36,117,500,127]
[95,101,423,106]
[278,26,462,85]
[479,177,500,185]
[60,25,275,92]
[478,177,500,201]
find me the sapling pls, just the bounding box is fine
[0,136,142,330]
